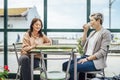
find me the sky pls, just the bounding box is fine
[0,0,120,29]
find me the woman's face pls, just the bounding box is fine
[89,16,99,29]
[32,20,42,32]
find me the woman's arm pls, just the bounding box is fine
[21,32,36,54]
[43,34,52,45]
[81,24,90,46]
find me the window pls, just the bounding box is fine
[48,0,87,29]
[8,24,13,28]
[0,32,4,66]
[91,0,120,29]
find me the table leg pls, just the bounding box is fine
[65,54,72,80]
[31,54,34,80]
[74,54,77,80]
[41,53,48,79]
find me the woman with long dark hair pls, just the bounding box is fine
[19,18,52,80]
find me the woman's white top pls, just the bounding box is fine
[86,31,100,55]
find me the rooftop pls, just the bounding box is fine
[0,8,30,17]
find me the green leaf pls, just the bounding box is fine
[77,38,84,55]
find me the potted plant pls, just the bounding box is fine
[0,65,9,80]
[77,38,84,56]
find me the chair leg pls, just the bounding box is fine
[16,69,19,80]
[85,73,87,80]
[16,66,21,80]
[77,72,79,80]
[102,70,105,79]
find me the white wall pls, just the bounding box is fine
[0,7,40,45]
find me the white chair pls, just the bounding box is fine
[13,43,22,80]
[84,45,109,80]
[85,69,105,80]
[13,43,43,80]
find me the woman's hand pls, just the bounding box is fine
[77,58,88,64]
[31,44,37,49]
[83,23,90,33]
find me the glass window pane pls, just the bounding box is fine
[6,0,43,29]
[0,32,4,67]
[110,33,120,53]
[47,32,82,71]
[91,0,120,29]
[8,32,24,45]
[48,32,82,45]
[0,0,4,29]
[8,32,24,73]
[91,0,109,28]
[8,52,18,73]
[111,33,120,43]
[0,17,3,29]
[48,0,86,29]
[110,0,120,29]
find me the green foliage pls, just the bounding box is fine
[0,65,9,80]
[114,37,119,40]
[77,38,84,55]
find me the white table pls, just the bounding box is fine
[30,45,77,80]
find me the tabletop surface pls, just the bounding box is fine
[35,45,76,49]
[30,45,77,53]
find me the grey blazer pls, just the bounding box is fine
[82,28,111,69]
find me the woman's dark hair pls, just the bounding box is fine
[28,18,43,37]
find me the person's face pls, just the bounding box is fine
[89,16,100,29]
[32,20,42,32]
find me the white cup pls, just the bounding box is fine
[87,22,92,29]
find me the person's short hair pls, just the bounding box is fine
[90,13,104,25]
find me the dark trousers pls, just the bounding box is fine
[19,55,40,80]
[62,55,97,80]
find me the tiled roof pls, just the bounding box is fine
[0,8,30,17]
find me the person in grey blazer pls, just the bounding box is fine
[62,13,111,80]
